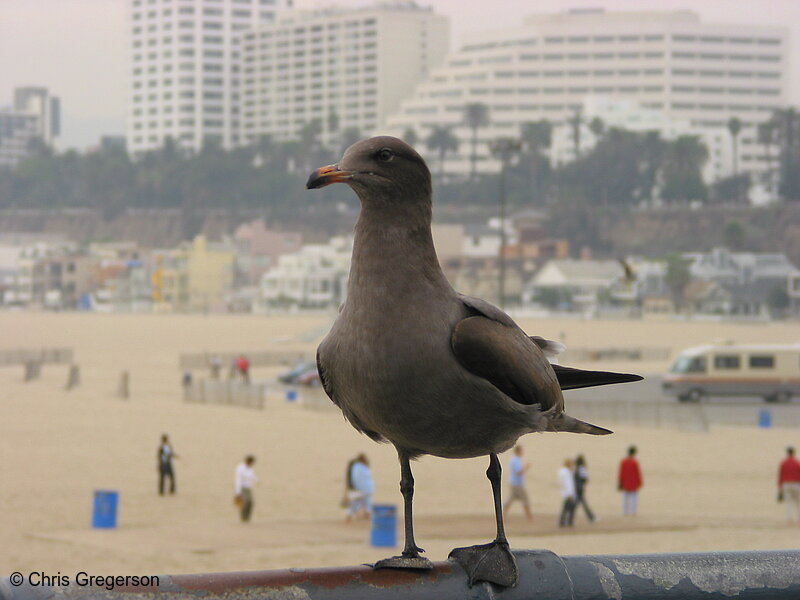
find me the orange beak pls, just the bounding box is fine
[306,164,355,189]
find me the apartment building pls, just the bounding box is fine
[127,0,291,156]
[238,2,449,147]
[0,87,60,167]
[383,9,789,178]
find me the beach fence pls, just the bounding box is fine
[184,379,266,410]
[4,549,798,599]
[561,346,672,363]
[0,347,74,381]
[179,351,308,371]
[568,398,709,432]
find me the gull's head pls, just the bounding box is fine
[306,136,431,206]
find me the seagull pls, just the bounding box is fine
[307,136,642,587]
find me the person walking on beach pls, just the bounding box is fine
[574,454,596,522]
[558,458,577,527]
[234,455,258,522]
[618,445,643,516]
[345,453,374,522]
[158,434,177,495]
[503,445,533,520]
[208,355,223,379]
[236,354,251,384]
[778,446,800,524]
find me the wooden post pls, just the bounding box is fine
[65,365,80,390]
[118,371,130,399]
[24,360,42,382]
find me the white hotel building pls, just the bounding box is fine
[383,9,790,179]
[238,2,449,147]
[127,0,291,156]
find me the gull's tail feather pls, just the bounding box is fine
[553,364,643,391]
[552,413,613,435]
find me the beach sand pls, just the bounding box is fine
[1,312,798,576]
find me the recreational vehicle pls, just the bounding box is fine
[662,343,800,403]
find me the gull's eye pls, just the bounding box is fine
[377,148,394,163]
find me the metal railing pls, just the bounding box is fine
[3,549,799,599]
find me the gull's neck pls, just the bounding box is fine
[347,200,450,302]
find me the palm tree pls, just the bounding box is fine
[520,120,552,156]
[569,107,583,159]
[757,120,776,195]
[589,116,605,141]
[489,138,522,308]
[463,102,489,180]
[661,135,709,203]
[520,120,553,201]
[403,127,418,148]
[299,119,323,172]
[339,127,362,154]
[425,125,459,181]
[727,116,742,176]
[773,108,800,200]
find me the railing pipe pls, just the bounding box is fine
[2,549,799,600]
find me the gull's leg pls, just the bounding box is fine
[487,453,510,545]
[449,453,519,587]
[373,450,434,570]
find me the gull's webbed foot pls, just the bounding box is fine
[448,540,518,587]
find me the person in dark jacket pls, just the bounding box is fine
[573,454,595,522]
[158,434,178,495]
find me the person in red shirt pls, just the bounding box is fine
[778,446,800,524]
[618,445,643,516]
[236,355,250,384]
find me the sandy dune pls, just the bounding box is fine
[1,312,798,576]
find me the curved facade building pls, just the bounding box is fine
[382,9,789,179]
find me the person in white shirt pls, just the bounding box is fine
[558,458,576,527]
[234,455,258,522]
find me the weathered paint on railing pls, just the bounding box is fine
[3,549,799,600]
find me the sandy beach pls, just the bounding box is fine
[1,312,798,576]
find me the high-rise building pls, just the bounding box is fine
[238,2,449,148]
[127,0,292,156]
[383,9,790,178]
[0,86,60,168]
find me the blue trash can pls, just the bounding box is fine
[92,490,118,528]
[370,504,397,547]
[758,409,772,428]
[286,388,297,402]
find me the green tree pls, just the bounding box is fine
[463,102,490,180]
[425,125,459,182]
[519,120,553,204]
[757,119,777,196]
[588,116,605,140]
[722,220,746,250]
[660,136,709,204]
[403,127,418,148]
[711,174,750,205]
[773,108,800,200]
[665,253,692,312]
[727,116,743,176]
[766,284,790,317]
[339,127,362,154]
[569,107,583,159]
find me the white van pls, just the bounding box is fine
[662,343,800,403]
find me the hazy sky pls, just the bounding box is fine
[1,0,798,150]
